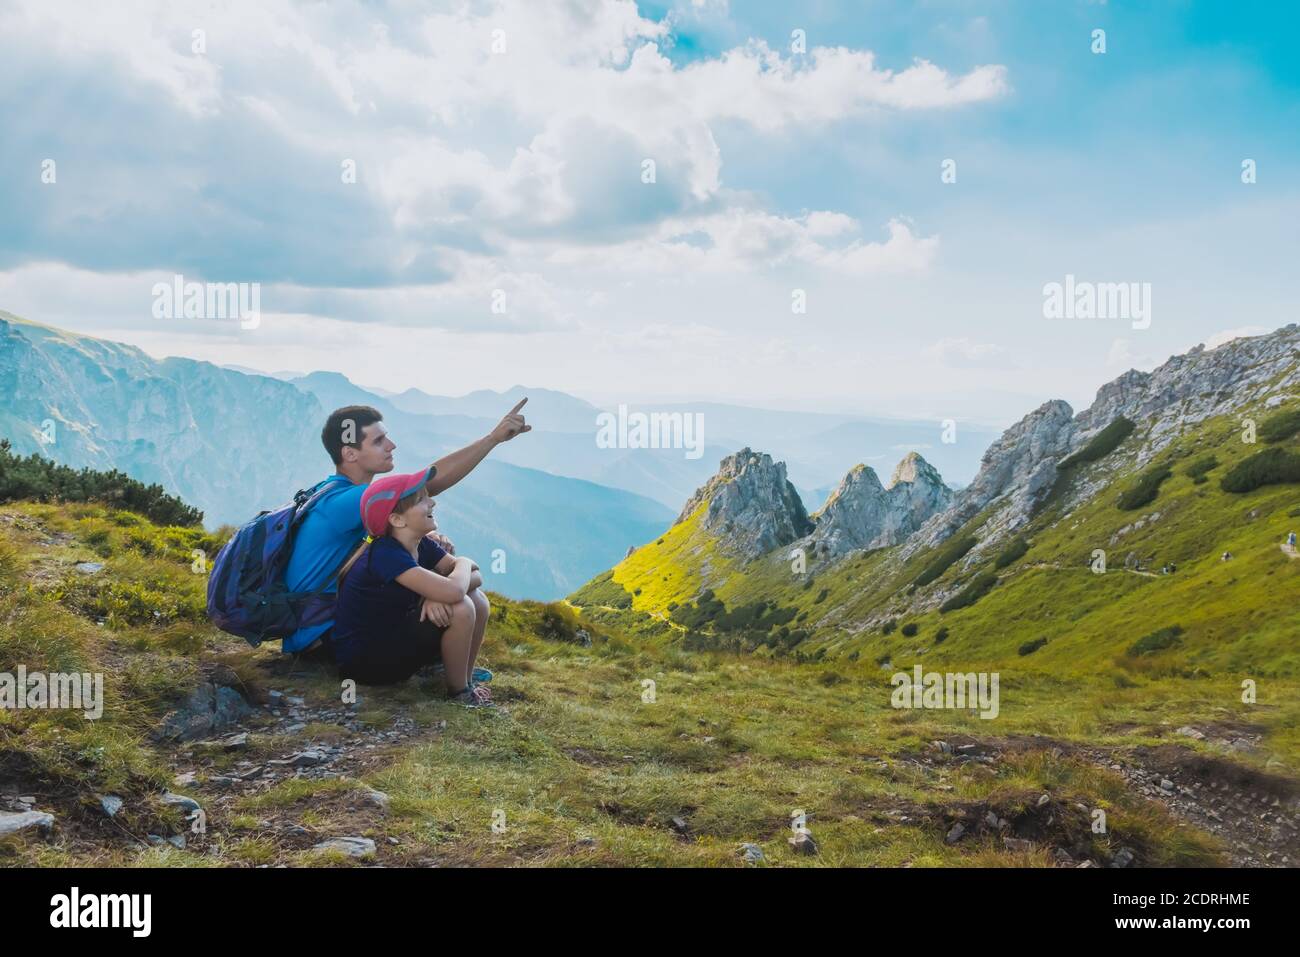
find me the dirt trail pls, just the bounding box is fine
[965,733,1299,867]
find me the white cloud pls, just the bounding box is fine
[923,336,1010,368]
[1,0,1002,290]
[549,210,937,276]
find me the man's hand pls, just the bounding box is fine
[425,530,456,554]
[419,598,455,627]
[489,398,532,445]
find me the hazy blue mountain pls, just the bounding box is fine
[0,312,672,599]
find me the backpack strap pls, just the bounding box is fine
[289,477,365,606]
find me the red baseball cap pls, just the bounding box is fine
[359,465,436,537]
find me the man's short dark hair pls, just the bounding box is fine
[322,405,383,464]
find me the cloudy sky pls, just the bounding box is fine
[1,0,1297,425]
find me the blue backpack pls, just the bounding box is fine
[206,479,362,648]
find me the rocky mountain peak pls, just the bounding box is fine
[898,399,1076,561]
[889,451,942,489]
[810,453,952,557]
[677,448,813,559]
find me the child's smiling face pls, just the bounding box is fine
[390,488,437,536]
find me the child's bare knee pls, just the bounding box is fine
[453,594,477,625]
[470,589,490,619]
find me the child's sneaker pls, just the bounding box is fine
[429,664,493,683]
[450,686,495,709]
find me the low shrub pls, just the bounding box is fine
[940,571,998,613]
[914,535,977,587]
[1058,417,1136,470]
[1117,464,1173,510]
[1127,624,1184,657]
[994,536,1030,569]
[1220,448,1300,493]
[1259,405,1300,443]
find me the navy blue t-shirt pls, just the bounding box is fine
[332,536,448,667]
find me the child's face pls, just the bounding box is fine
[391,488,437,535]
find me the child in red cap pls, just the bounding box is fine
[332,467,493,706]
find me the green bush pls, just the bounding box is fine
[536,602,582,643]
[1117,464,1173,510]
[1259,406,1300,443]
[1220,448,1300,493]
[933,627,949,645]
[940,571,998,613]
[1184,454,1219,484]
[900,622,919,637]
[914,535,977,587]
[1018,637,1047,656]
[881,619,897,635]
[1127,624,1184,657]
[994,536,1030,569]
[813,587,830,604]
[0,440,202,526]
[1058,417,1136,470]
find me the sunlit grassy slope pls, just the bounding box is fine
[572,400,1300,768]
[581,401,1299,660]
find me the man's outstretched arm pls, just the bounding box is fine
[427,399,531,495]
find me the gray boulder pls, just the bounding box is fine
[0,809,54,837]
[157,682,253,742]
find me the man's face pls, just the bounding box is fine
[348,421,396,474]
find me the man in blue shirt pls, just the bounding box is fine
[282,400,531,655]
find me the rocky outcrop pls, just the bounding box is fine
[899,400,1076,561]
[898,326,1299,565]
[1073,325,1300,458]
[678,448,813,559]
[810,453,952,557]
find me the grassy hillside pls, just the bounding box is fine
[569,400,1300,793]
[5,495,1294,867]
[577,401,1300,661]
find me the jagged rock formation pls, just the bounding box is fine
[1073,325,1300,456]
[810,452,952,557]
[898,400,1076,561]
[677,448,813,559]
[900,325,1300,564]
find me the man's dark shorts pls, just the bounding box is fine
[336,606,445,685]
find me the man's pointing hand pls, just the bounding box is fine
[490,397,532,444]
